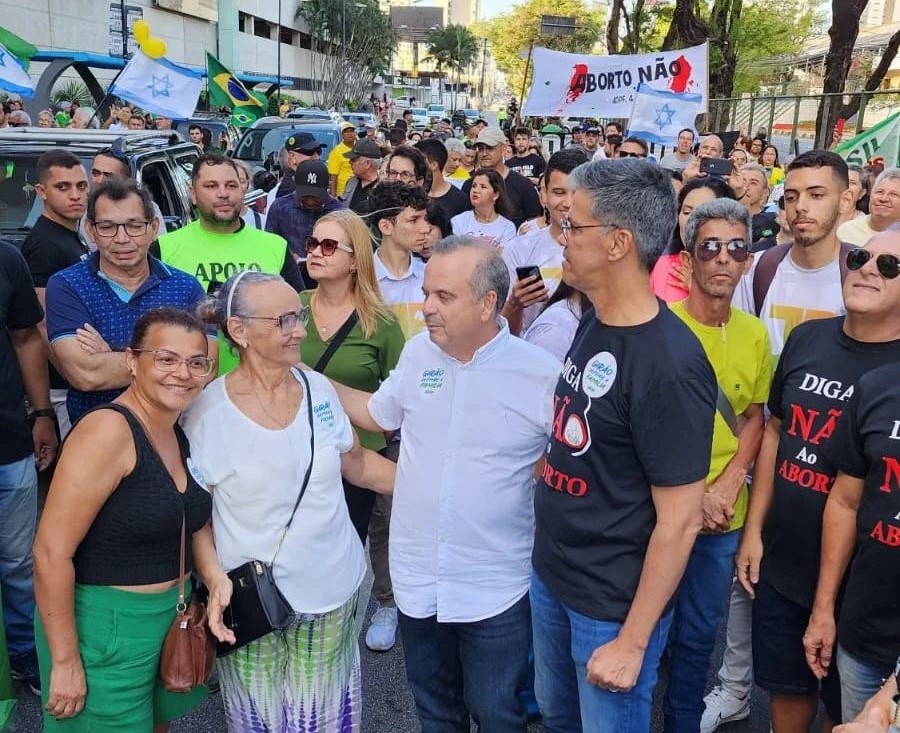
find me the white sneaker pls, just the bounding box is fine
[700,686,750,733]
[365,605,398,651]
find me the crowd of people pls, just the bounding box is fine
[0,104,898,733]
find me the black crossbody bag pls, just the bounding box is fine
[212,368,315,656]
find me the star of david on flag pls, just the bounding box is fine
[0,41,35,97]
[109,51,202,120]
[627,83,702,147]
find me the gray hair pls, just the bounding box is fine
[684,198,752,253]
[741,163,769,186]
[568,159,677,272]
[444,138,465,155]
[873,167,900,190]
[700,134,724,155]
[432,235,510,313]
[197,270,284,349]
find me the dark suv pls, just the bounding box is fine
[0,128,200,247]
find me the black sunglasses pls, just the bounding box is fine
[618,151,646,159]
[694,238,750,263]
[846,248,900,279]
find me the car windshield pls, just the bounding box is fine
[288,110,331,120]
[232,127,339,164]
[464,110,479,117]
[412,109,427,116]
[428,105,444,112]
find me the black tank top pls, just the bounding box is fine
[72,404,213,586]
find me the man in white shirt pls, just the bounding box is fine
[837,167,900,246]
[333,237,560,733]
[658,128,696,172]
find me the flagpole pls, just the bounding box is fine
[86,68,126,128]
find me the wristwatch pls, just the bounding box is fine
[32,408,56,420]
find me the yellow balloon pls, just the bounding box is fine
[142,37,167,59]
[132,19,150,42]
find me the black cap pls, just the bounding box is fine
[294,160,329,197]
[344,138,382,160]
[285,132,327,153]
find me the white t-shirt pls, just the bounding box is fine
[241,208,267,230]
[181,370,365,614]
[367,323,560,623]
[450,210,516,248]
[523,298,582,363]
[502,226,565,332]
[732,249,845,358]
[837,215,875,248]
[374,250,426,339]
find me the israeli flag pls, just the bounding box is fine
[627,83,703,147]
[109,51,203,120]
[0,43,35,97]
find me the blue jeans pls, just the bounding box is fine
[397,594,530,733]
[837,644,892,723]
[531,571,673,733]
[0,455,37,659]
[663,530,741,733]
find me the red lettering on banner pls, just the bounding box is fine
[870,521,900,547]
[880,456,900,493]
[777,459,834,494]
[786,405,842,445]
[542,462,589,497]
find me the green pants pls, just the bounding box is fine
[35,583,207,732]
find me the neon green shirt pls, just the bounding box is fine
[327,142,354,198]
[670,300,772,531]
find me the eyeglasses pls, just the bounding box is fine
[131,349,214,377]
[560,216,617,243]
[617,151,647,159]
[91,220,151,238]
[694,238,750,263]
[305,236,354,257]
[244,307,311,334]
[846,248,900,279]
[386,169,419,182]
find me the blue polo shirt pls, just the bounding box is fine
[46,252,207,422]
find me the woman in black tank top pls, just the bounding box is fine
[32,308,234,731]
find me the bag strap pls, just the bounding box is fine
[313,310,359,373]
[752,244,791,316]
[175,514,187,613]
[271,368,316,564]
[716,385,740,438]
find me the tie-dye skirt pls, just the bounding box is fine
[218,591,361,732]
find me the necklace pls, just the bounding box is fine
[250,378,296,429]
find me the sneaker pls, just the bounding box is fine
[10,649,41,696]
[365,605,398,652]
[700,686,750,733]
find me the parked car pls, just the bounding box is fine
[286,108,345,124]
[340,111,377,129]
[231,117,343,174]
[427,103,446,123]
[0,128,199,246]
[463,109,481,122]
[410,108,430,129]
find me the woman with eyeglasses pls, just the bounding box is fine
[451,168,517,248]
[184,269,396,733]
[300,209,404,541]
[33,307,233,731]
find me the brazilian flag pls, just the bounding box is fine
[206,53,265,128]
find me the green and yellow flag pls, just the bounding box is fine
[206,53,266,127]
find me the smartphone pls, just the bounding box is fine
[700,157,734,177]
[516,265,543,283]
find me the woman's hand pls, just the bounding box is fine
[45,658,87,719]
[205,573,236,646]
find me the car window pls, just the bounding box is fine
[233,128,339,164]
[0,153,44,232]
[139,160,184,224]
[412,109,427,116]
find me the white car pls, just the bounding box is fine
[427,103,446,123]
[410,108,430,129]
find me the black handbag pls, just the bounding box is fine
[213,368,316,656]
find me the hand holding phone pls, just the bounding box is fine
[700,158,734,178]
[511,266,548,309]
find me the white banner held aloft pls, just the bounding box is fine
[523,42,708,119]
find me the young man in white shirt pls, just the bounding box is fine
[331,238,561,733]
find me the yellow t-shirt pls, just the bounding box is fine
[327,142,354,197]
[670,301,772,531]
[447,167,470,181]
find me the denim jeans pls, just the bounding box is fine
[531,571,673,733]
[0,455,38,659]
[837,644,893,723]
[663,530,741,733]
[397,594,530,733]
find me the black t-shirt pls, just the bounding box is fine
[763,318,900,609]
[429,184,471,220]
[463,169,542,230]
[751,211,778,243]
[0,241,44,464]
[505,153,546,181]
[21,215,88,390]
[533,302,716,622]
[349,178,378,215]
[831,362,900,668]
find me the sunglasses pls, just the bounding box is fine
[846,248,900,279]
[694,238,750,263]
[617,151,646,159]
[305,236,354,257]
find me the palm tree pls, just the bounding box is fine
[426,24,478,110]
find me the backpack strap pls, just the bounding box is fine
[752,244,791,317]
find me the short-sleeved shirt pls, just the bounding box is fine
[670,301,772,530]
[299,291,405,452]
[658,152,692,171]
[374,252,426,339]
[763,317,900,609]
[462,169,542,230]
[326,142,354,197]
[523,298,582,363]
[429,184,471,221]
[505,153,546,181]
[837,215,876,248]
[533,302,716,623]
[450,210,516,248]
[182,370,365,614]
[831,362,900,668]
[0,242,44,464]
[502,227,565,332]
[367,323,560,623]
[46,253,207,422]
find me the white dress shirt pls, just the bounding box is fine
[368,320,560,622]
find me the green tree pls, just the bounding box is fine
[425,24,478,107]
[483,0,604,103]
[607,0,672,54]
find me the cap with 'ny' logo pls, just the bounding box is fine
[294,160,329,198]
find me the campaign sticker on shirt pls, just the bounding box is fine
[314,401,336,427]
[186,457,210,493]
[582,352,618,399]
[419,368,445,394]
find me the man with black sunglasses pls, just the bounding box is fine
[616,137,649,159]
[664,198,772,733]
